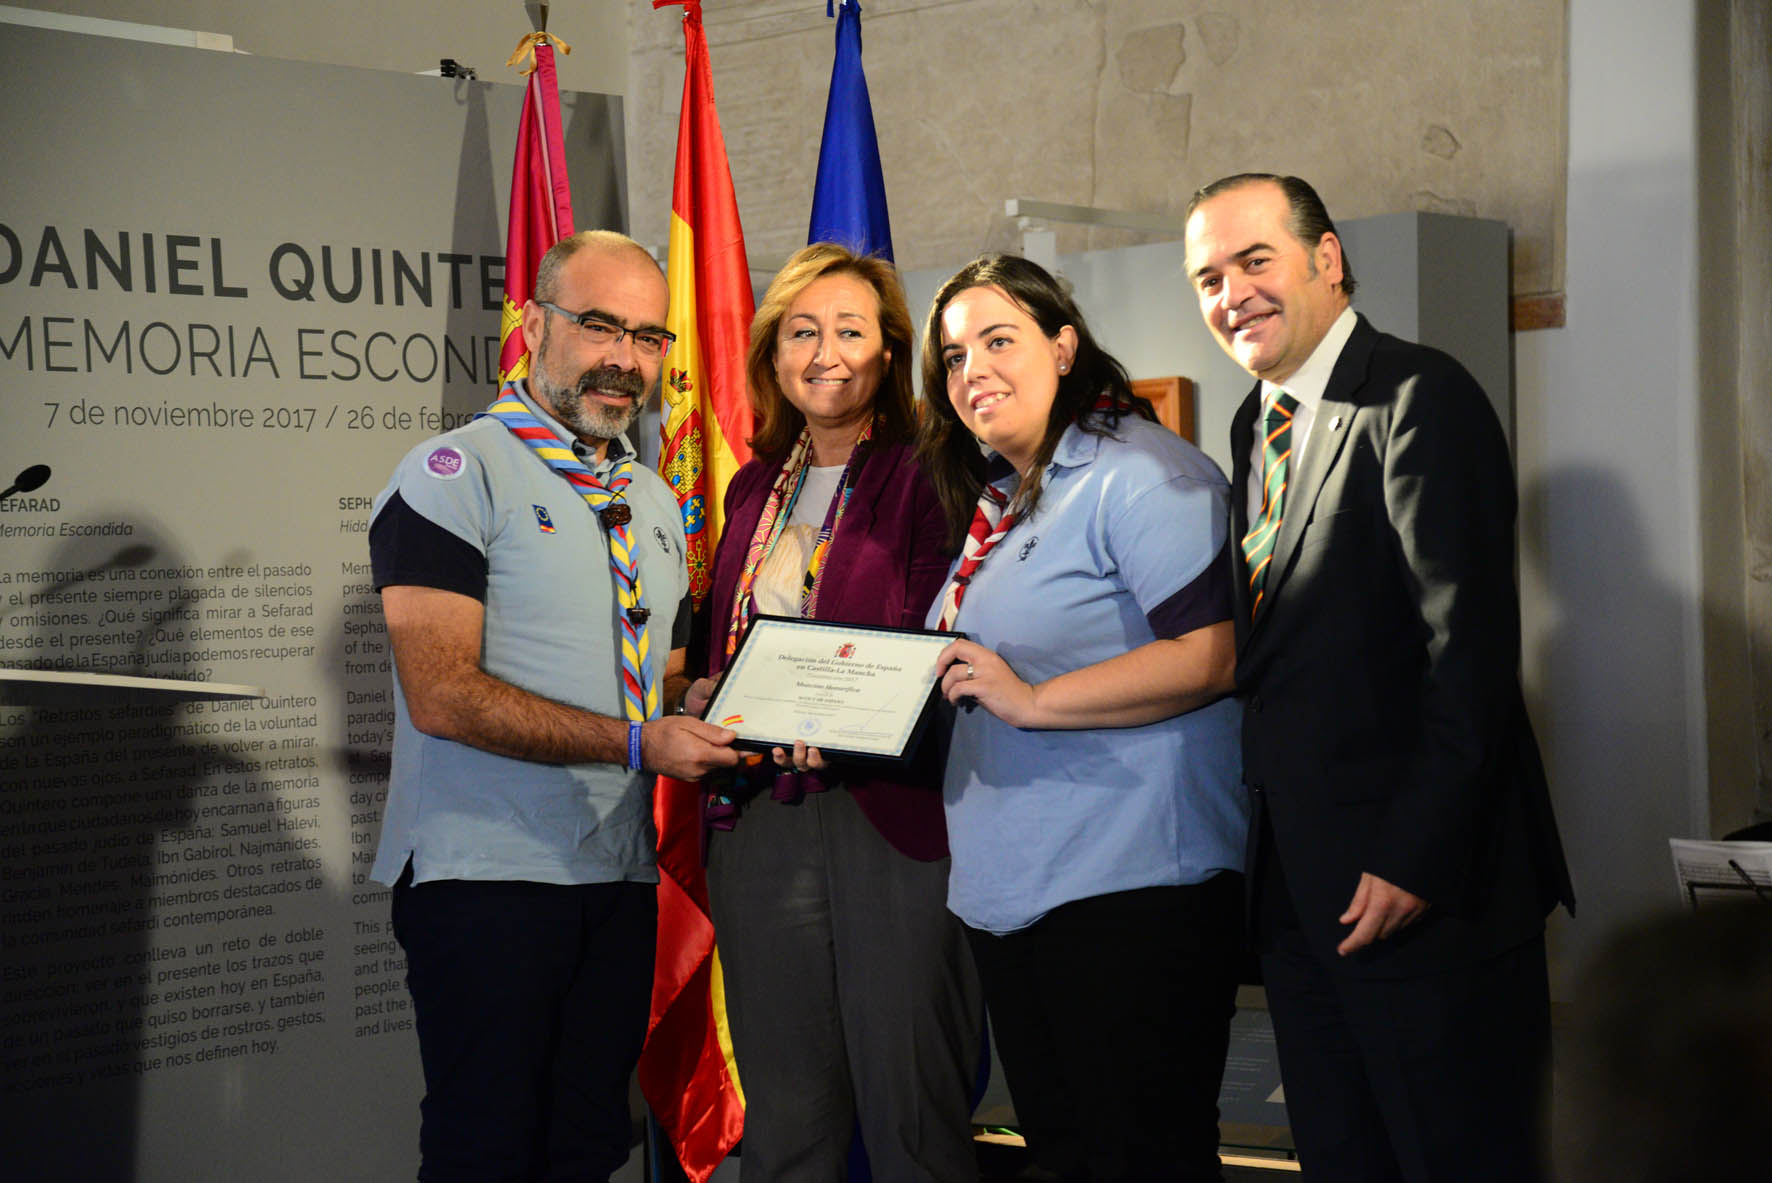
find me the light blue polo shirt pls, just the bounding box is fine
[368,383,689,887]
[928,417,1247,934]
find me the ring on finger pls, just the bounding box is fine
[966,663,976,680]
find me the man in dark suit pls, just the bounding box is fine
[1183,173,1575,1181]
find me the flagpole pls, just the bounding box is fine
[496,16,575,386]
[807,0,893,260]
[642,8,754,1179]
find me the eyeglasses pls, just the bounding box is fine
[537,302,676,358]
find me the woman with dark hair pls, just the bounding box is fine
[918,253,1248,1182]
[682,243,982,1183]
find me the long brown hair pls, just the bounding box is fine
[746,243,917,462]
[915,253,1150,549]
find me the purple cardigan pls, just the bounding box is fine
[700,439,953,861]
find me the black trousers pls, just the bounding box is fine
[391,867,657,1183]
[1260,926,1551,1183]
[965,876,1245,1183]
[1251,808,1552,1183]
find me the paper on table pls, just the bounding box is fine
[1668,838,1772,909]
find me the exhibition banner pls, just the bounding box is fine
[0,25,626,1180]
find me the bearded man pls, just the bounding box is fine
[367,230,738,1182]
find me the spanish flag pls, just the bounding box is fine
[653,0,754,607]
[641,4,751,1180]
[497,30,575,385]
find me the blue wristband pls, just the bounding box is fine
[627,722,644,773]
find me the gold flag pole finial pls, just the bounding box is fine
[507,29,572,77]
[509,2,570,76]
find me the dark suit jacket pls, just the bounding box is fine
[1231,314,1574,977]
[697,438,954,861]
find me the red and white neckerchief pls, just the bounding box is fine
[936,397,1123,631]
[934,478,1017,631]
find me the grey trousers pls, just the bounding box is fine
[706,786,983,1183]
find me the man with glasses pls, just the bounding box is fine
[368,230,740,1181]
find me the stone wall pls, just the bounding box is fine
[626,0,1567,295]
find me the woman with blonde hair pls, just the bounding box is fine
[684,243,982,1183]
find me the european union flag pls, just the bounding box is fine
[807,0,893,261]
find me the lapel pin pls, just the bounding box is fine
[1329,414,1342,431]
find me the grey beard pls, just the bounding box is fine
[536,365,644,443]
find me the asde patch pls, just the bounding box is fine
[533,505,556,534]
[424,446,465,480]
[653,525,672,553]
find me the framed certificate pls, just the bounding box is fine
[702,616,956,762]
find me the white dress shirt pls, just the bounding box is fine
[1245,306,1358,524]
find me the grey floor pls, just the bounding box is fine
[625,1143,1290,1182]
[623,993,1298,1181]
[629,985,1591,1180]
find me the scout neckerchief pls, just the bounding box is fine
[723,418,875,660]
[933,476,1015,632]
[935,396,1126,631]
[479,385,659,721]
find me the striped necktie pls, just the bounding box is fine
[479,387,659,722]
[1242,389,1299,618]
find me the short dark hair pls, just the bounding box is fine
[1185,173,1357,299]
[745,243,918,460]
[532,229,660,304]
[914,253,1151,549]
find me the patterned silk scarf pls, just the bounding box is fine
[479,385,659,721]
[933,477,1017,632]
[723,420,875,659]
